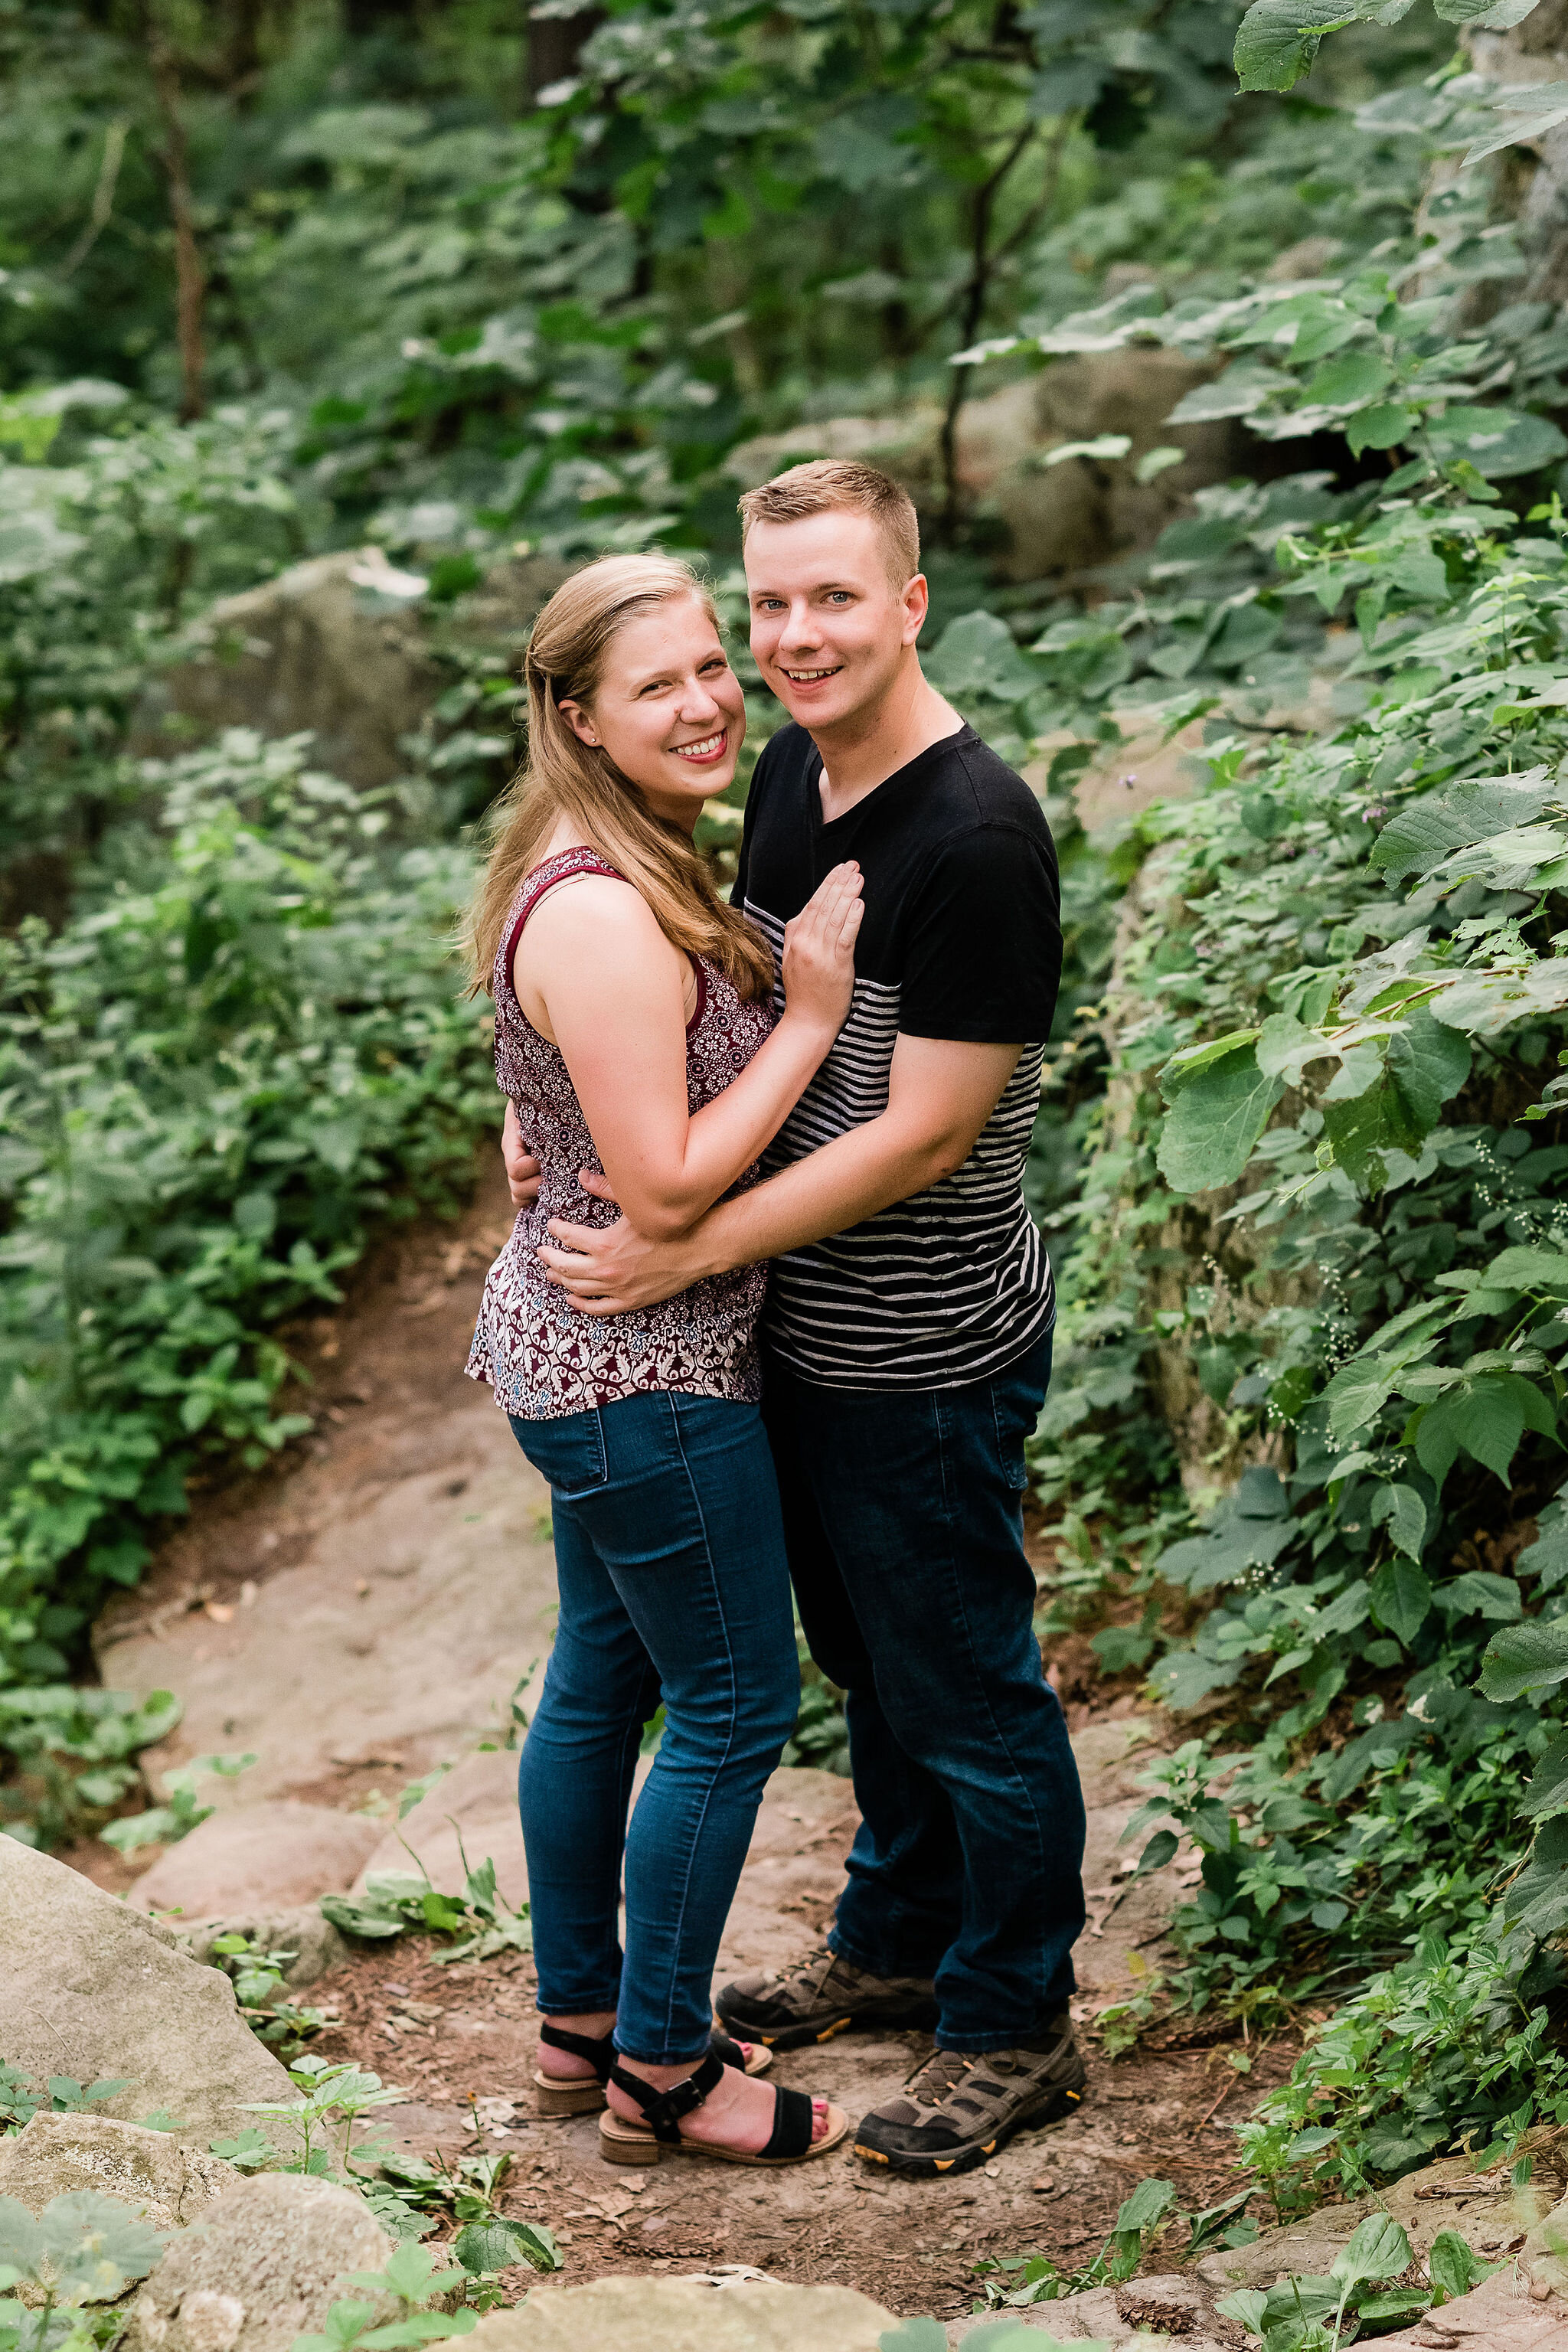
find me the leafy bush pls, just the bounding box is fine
[0,730,497,1838]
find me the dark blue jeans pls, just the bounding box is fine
[761,1327,1086,2050]
[509,1390,799,2063]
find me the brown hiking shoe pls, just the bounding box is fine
[852,2017,1087,2176]
[714,1943,939,2052]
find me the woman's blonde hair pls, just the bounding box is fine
[463,553,773,1003]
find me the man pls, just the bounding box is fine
[516,458,1087,2177]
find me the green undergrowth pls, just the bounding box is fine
[0,730,500,1845]
[0,2054,564,2318]
[1027,475,1568,2207]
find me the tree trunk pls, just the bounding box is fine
[149,30,207,423]
[527,5,603,101]
[1468,0,1568,305]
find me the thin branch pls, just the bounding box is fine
[147,26,206,422]
[991,106,1079,270]
[60,117,130,278]
[939,119,1040,534]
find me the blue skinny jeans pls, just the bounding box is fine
[509,1390,799,2063]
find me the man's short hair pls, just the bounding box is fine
[737,459,920,590]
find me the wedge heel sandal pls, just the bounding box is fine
[597,2050,849,2168]
[533,2023,767,2117]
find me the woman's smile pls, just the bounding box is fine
[670,728,729,766]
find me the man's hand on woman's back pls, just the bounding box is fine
[503,1100,542,1209]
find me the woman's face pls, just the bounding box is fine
[559,596,746,832]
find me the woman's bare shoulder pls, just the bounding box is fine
[522,869,661,950]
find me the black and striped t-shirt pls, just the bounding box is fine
[733,720,1061,1391]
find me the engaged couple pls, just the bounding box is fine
[464,459,1088,2177]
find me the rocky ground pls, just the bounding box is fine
[11,1156,1562,2346]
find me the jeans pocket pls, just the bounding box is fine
[989,1391,1031,1492]
[989,1331,1054,1493]
[508,1407,607,1499]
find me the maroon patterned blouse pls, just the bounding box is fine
[466,848,777,1422]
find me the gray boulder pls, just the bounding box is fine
[464,2276,897,2352]
[0,1835,294,2145]
[722,349,1249,583]
[0,2113,237,2230]
[178,1906,350,1990]
[134,551,439,788]
[132,1803,384,1921]
[119,2174,399,2352]
[133,548,570,789]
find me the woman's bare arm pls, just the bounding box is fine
[518,868,860,1240]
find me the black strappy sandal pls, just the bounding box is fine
[533,2021,770,2116]
[597,2050,849,2167]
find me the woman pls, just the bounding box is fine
[465,554,860,2167]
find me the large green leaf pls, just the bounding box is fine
[1501,1816,1568,1939]
[1302,351,1392,408]
[1331,2210,1412,2291]
[1370,1557,1432,1646]
[1479,1615,1568,1700]
[1435,0,1544,26]
[1116,2177,1177,2233]
[1521,1726,1568,1823]
[1320,1054,1428,1191]
[923,610,1039,704]
[1159,1029,1264,1100]
[1321,1357,1395,1443]
[1387,1010,1471,1129]
[1433,1570,1521,1621]
[1488,1246,1568,1296]
[1233,0,1371,94]
[1157,1045,1283,1194]
[1370,1481,1428,1561]
[1413,1371,1553,1489]
[1424,405,1568,480]
[1428,2229,1501,2305]
[1369,773,1555,880]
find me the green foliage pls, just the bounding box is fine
[289,2243,477,2352]
[6,0,1568,2272]
[0,2076,132,2138]
[0,2189,166,2352]
[206,1932,332,2061]
[102,1751,256,1855]
[238,2056,410,2183]
[1216,2216,1500,2349]
[1,731,500,1841]
[319,1849,532,1965]
[0,1686,178,1851]
[969,2175,1214,2309]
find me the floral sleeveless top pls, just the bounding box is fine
[466,848,777,1422]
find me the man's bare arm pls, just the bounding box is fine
[535,1035,1023,1315]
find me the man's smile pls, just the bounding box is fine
[779,664,844,683]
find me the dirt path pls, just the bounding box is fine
[75,1161,1284,2321]
[298,1753,1292,2325]
[90,1160,554,1834]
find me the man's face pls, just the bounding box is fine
[745,511,927,733]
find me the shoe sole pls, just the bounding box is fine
[851,2073,1087,2177]
[714,1991,939,2054]
[599,2102,852,2168]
